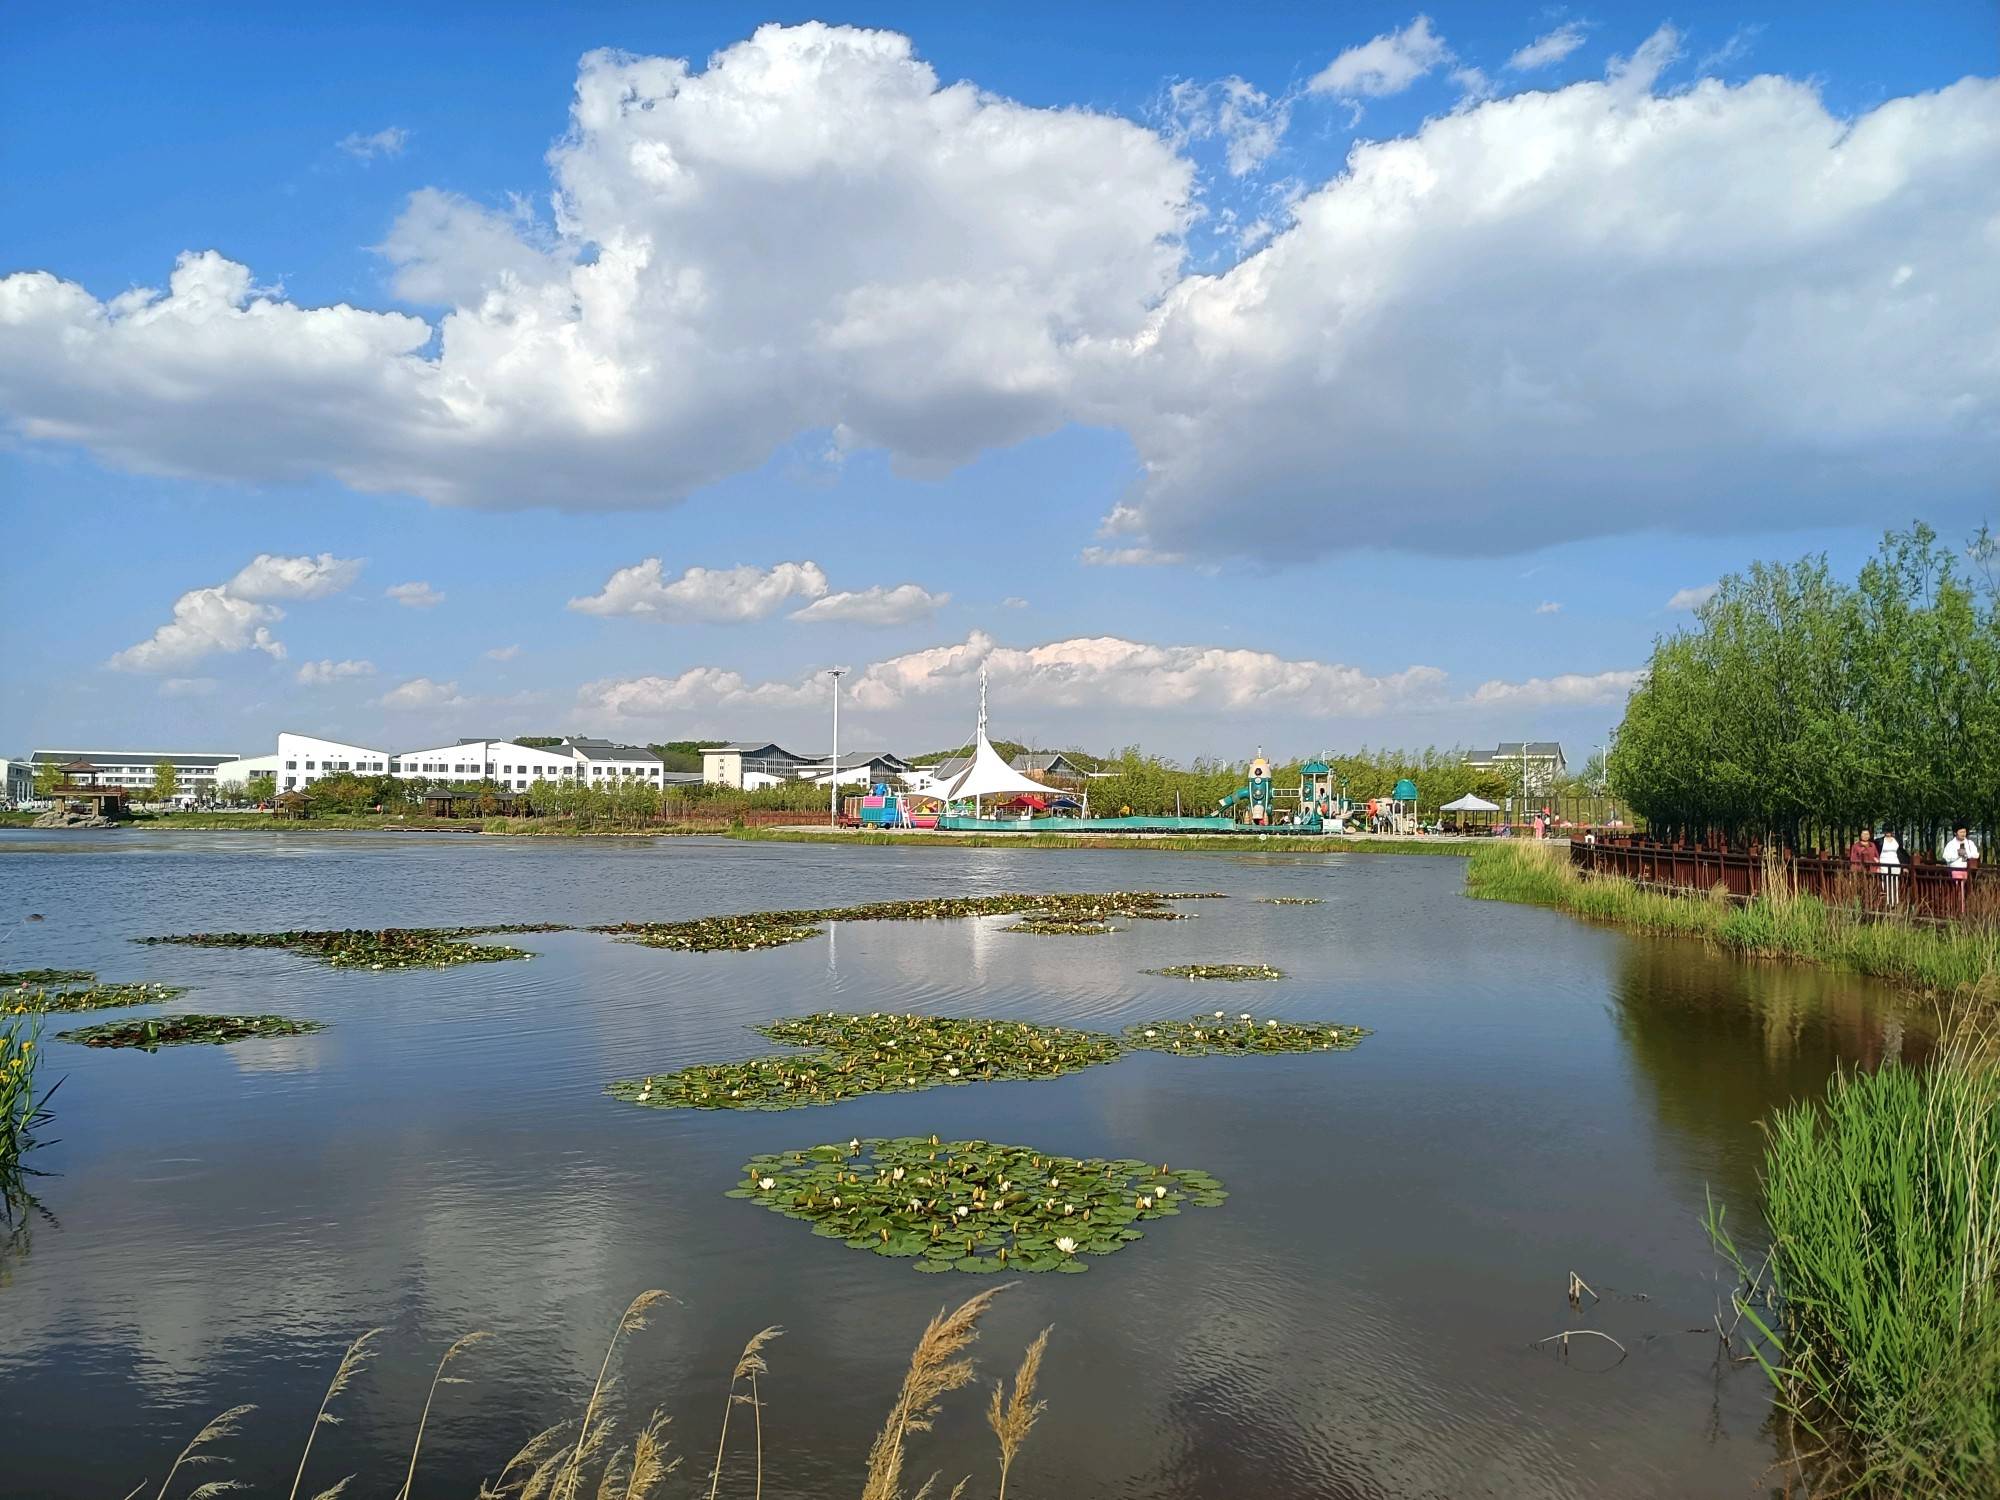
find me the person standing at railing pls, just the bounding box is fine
[1944,824,1981,915]
[1846,829,1877,869]
[1877,830,1903,908]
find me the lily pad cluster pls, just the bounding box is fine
[591,892,1220,954]
[57,1014,327,1050]
[137,923,570,969]
[7,979,190,1015]
[1,969,96,988]
[1124,1013,1372,1056]
[1007,917,1114,936]
[1257,897,1324,906]
[608,1012,1124,1111]
[731,1135,1227,1273]
[1144,963,1286,982]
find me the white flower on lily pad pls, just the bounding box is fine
[758,1176,776,1191]
[1144,1029,1157,1038]
[955,1205,970,1218]
[1055,1236,1078,1255]
[948,1067,961,1077]
[1267,1019,1279,1028]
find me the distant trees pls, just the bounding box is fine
[32,760,63,798]
[243,773,277,803]
[1609,525,2000,850]
[150,760,180,803]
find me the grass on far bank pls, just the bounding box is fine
[718,826,1476,856]
[1466,839,2000,1000]
[1709,1029,2000,1497]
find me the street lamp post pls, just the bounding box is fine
[827,667,847,828]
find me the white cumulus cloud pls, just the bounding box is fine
[1507,23,1587,71]
[1533,601,1563,615]
[296,658,376,685]
[229,552,363,601]
[339,126,408,160]
[486,643,522,661]
[386,580,444,609]
[1667,582,1720,611]
[570,559,831,623]
[1079,546,1186,568]
[378,676,466,709]
[791,583,948,625]
[1308,16,1451,99]
[108,551,361,672]
[0,24,1993,560]
[1468,669,1643,708]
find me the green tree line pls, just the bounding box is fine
[1609,524,2000,850]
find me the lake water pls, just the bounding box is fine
[0,832,1928,1499]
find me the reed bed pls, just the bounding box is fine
[1709,1029,2000,1496]
[0,1015,51,1173]
[125,1287,1052,1500]
[1466,839,2000,1000]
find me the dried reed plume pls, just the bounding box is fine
[122,1403,256,1500]
[861,1285,1011,1500]
[708,1325,782,1500]
[986,1326,1050,1500]
[398,1330,491,1499]
[290,1328,382,1500]
[554,1289,672,1500]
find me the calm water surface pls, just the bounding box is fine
[0,832,1927,1498]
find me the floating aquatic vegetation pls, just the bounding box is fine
[1,969,96,988]
[608,1012,1124,1111]
[1144,963,1286,981]
[57,1013,327,1050]
[1124,1014,1371,1056]
[730,1135,1226,1273]
[592,892,1220,954]
[136,923,568,969]
[1007,917,1115,936]
[6,980,189,1014]
[1257,897,1324,906]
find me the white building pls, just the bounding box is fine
[215,752,282,790]
[30,748,245,798]
[397,739,580,791]
[561,737,665,785]
[701,742,813,789]
[1,757,37,805]
[266,732,393,791]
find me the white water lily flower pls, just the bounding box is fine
[1144,1029,1157,1038]
[1239,1013,1252,1021]
[1049,1178,1060,1188]
[892,1166,905,1181]
[1267,1019,1279,1028]
[759,1176,776,1191]
[1214,1010,1225,1018]
[831,1195,842,1207]
[955,1205,970,1218]
[1055,1236,1078,1255]
[948,1067,961,1077]
[1138,1196,1152,1210]
[1063,1203,1074,1215]
[848,1138,860,1153]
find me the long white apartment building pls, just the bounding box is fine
[218,733,664,793]
[29,749,245,794]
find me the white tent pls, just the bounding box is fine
[937,731,1054,807]
[1440,793,1501,812]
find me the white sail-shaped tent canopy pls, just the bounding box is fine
[938,730,1057,803]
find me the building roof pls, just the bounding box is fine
[701,741,808,759]
[1011,752,1077,773]
[33,750,242,767]
[812,750,911,771]
[1469,742,1566,759]
[562,737,661,762]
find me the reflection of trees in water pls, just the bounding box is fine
[1609,937,1934,1210]
[0,1177,55,1288]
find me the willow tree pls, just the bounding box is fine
[1610,525,2000,850]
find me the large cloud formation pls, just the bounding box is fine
[2,21,1995,557]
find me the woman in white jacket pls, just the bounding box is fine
[1877,831,1902,908]
[1944,824,1981,913]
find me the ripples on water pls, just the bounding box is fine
[0,832,1929,1498]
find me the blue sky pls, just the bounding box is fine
[2,2,1994,762]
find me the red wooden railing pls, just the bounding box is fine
[1570,839,1985,922]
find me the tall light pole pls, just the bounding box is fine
[827,667,847,827]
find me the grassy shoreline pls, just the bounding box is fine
[1467,839,2000,999]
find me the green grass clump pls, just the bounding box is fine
[732,1135,1226,1272]
[1,1019,55,1174]
[137,923,566,969]
[1711,1045,2000,1497]
[1143,963,1284,982]
[608,1012,1123,1111]
[57,1013,327,1049]
[592,892,1219,953]
[1467,840,2000,999]
[1125,1014,1369,1055]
